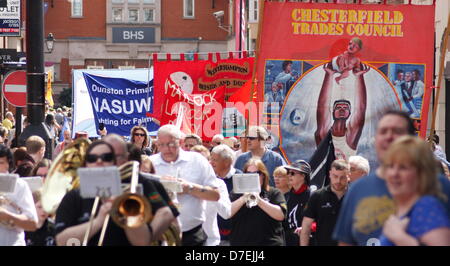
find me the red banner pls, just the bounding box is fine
[159,76,225,140]
[257,1,435,165]
[153,55,255,138]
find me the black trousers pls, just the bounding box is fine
[182,224,206,246]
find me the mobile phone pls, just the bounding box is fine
[99,122,105,131]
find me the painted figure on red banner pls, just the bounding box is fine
[275,60,297,93]
[265,82,285,104]
[411,69,424,118]
[315,62,369,160]
[392,70,404,87]
[400,72,420,118]
[332,37,363,85]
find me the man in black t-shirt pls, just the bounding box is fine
[300,159,349,246]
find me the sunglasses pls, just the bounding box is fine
[134,133,146,137]
[86,153,114,163]
[287,171,299,176]
[247,137,258,141]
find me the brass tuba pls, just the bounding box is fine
[41,138,91,214]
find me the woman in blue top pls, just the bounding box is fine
[379,136,450,246]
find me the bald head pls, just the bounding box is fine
[103,134,128,166]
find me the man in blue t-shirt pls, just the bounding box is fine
[234,126,286,187]
[333,110,450,246]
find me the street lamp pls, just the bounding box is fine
[45,33,55,53]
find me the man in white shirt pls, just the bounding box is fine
[150,125,220,246]
[0,145,38,246]
[203,144,241,245]
[202,178,230,246]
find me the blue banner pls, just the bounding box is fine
[83,73,158,137]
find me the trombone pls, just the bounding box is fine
[86,161,181,246]
[82,161,152,246]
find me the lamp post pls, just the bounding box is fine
[18,0,53,159]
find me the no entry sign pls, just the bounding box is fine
[2,70,26,107]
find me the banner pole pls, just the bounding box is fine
[429,14,450,140]
[244,0,265,152]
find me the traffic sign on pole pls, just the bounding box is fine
[2,70,27,107]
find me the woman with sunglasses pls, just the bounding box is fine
[229,158,287,246]
[55,140,178,246]
[284,160,312,246]
[130,126,152,156]
[54,140,116,246]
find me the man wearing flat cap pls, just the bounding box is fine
[283,159,312,246]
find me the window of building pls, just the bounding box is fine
[113,8,123,22]
[183,0,194,18]
[71,0,83,17]
[249,0,258,23]
[128,9,139,22]
[144,8,154,22]
[111,0,157,23]
[118,65,136,69]
[87,65,104,69]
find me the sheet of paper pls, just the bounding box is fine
[141,173,183,193]
[232,173,261,194]
[78,166,121,199]
[22,176,44,192]
[0,174,18,193]
[160,179,183,193]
